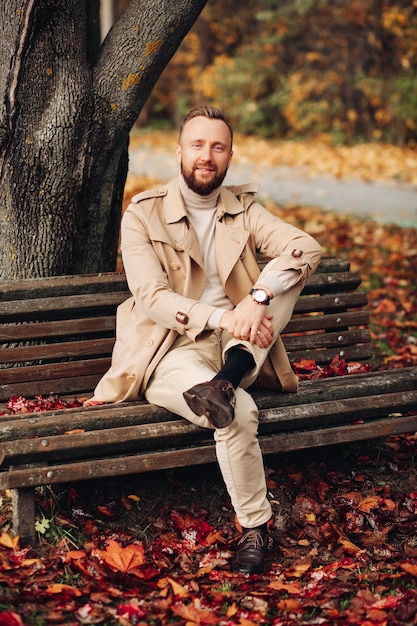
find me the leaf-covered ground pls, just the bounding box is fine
[1,137,416,625]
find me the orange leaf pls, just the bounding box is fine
[45,583,82,596]
[65,550,86,562]
[358,496,379,512]
[94,539,145,573]
[0,534,19,551]
[268,580,302,594]
[171,600,220,624]
[161,577,190,598]
[278,599,301,611]
[339,537,364,554]
[400,562,417,576]
[284,561,311,578]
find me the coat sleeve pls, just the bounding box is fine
[244,199,322,284]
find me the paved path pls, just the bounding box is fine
[129,148,417,228]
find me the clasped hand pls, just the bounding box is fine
[220,295,274,348]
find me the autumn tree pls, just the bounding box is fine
[0,0,207,280]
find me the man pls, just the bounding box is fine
[87,105,322,574]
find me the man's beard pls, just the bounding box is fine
[181,162,227,195]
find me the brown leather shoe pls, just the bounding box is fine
[183,379,235,428]
[231,527,269,575]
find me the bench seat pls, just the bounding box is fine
[1,257,416,544]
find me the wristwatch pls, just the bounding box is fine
[249,288,271,305]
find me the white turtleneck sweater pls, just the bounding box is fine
[179,175,231,329]
[179,175,299,330]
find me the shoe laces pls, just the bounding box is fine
[238,528,267,549]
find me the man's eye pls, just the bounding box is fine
[213,146,224,152]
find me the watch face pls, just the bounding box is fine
[254,289,267,303]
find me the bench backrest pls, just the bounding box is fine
[0,257,372,403]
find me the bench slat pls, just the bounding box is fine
[0,338,115,365]
[0,374,107,402]
[2,413,416,491]
[0,317,116,342]
[2,368,415,438]
[0,273,128,301]
[283,328,370,351]
[293,291,368,314]
[287,343,374,365]
[1,390,416,466]
[0,328,371,367]
[0,275,361,322]
[0,292,130,322]
[283,310,369,334]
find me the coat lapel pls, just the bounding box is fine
[215,187,249,285]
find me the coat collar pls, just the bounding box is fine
[162,178,256,223]
[161,178,254,279]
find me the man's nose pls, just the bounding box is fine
[200,145,212,161]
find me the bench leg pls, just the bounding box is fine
[12,487,37,546]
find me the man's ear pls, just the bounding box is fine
[176,144,181,163]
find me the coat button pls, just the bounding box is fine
[291,249,303,257]
[170,262,181,271]
[145,339,154,347]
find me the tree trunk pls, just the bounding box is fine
[0,0,207,279]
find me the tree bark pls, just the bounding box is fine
[0,0,207,279]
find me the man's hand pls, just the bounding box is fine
[220,294,274,348]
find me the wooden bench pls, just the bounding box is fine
[1,257,417,545]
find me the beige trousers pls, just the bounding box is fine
[145,286,302,529]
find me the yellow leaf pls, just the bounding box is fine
[0,533,19,550]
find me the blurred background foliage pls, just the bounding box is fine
[134,0,417,146]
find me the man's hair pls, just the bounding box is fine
[179,105,233,147]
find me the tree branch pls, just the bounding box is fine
[92,0,208,148]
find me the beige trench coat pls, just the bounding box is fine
[91,178,322,403]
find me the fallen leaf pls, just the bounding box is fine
[93,539,145,574]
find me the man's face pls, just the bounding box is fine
[177,116,233,195]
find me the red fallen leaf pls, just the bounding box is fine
[292,358,318,372]
[292,354,371,380]
[169,510,225,548]
[316,480,330,501]
[347,361,372,374]
[115,600,146,621]
[93,539,146,574]
[370,594,404,609]
[6,394,83,414]
[0,612,24,626]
